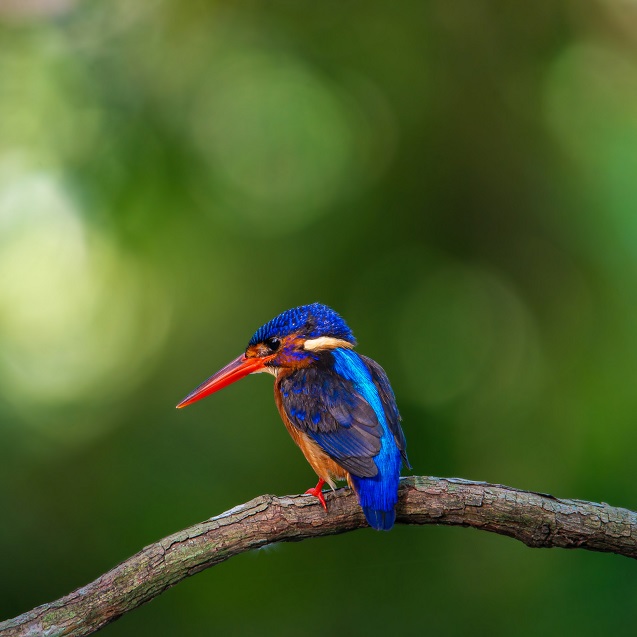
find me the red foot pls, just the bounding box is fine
[305,478,327,511]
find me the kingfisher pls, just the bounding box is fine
[176,303,409,530]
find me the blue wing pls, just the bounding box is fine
[279,350,409,476]
[280,348,408,531]
[359,354,410,468]
[279,362,383,478]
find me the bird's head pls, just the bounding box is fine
[176,303,355,408]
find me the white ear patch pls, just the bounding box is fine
[303,337,354,351]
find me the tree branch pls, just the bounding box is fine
[2,476,636,637]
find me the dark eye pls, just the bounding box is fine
[263,337,281,353]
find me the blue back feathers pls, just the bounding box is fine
[331,349,402,531]
[249,303,356,347]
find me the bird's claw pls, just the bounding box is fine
[305,480,328,511]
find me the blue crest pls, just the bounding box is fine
[248,303,356,346]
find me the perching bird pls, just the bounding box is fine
[176,303,409,530]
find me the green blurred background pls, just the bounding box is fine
[1,0,637,635]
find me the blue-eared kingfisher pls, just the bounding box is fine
[176,303,409,530]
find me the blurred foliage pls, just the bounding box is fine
[1,0,637,635]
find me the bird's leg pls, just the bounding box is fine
[304,478,327,511]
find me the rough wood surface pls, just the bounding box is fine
[2,476,636,637]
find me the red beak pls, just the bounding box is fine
[176,354,269,409]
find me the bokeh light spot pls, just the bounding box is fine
[0,162,171,442]
[544,42,637,260]
[398,262,541,408]
[191,50,360,231]
[0,31,101,165]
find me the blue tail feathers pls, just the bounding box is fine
[351,472,401,531]
[362,506,396,531]
[331,349,403,531]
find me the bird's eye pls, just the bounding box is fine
[263,337,281,353]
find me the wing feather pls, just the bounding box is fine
[359,354,410,467]
[279,364,382,477]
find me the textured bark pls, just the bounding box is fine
[2,476,636,637]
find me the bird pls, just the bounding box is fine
[176,303,409,530]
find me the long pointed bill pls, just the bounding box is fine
[176,354,268,409]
